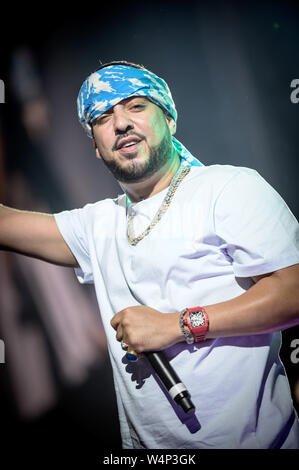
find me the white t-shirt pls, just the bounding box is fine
[54,164,299,449]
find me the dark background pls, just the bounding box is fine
[0,0,298,462]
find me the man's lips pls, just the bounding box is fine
[115,135,143,151]
[117,141,143,154]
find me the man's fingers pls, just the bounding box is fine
[116,325,123,342]
[110,312,121,331]
[111,309,138,348]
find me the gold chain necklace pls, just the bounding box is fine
[127,165,190,245]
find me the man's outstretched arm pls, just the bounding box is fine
[0,204,78,267]
[111,264,299,352]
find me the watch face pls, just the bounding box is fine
[190,310,206,327]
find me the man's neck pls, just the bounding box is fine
[120,153,181,203]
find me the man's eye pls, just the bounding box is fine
[97,115,109,124]
[131,104,145,110]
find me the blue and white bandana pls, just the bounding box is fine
[77,64,203,168]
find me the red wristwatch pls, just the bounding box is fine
[183,306,209,343]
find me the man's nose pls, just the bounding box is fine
[113,108,133,134]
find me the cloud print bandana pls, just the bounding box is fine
[77,64,203,168]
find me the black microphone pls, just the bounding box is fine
[144,351,195,414]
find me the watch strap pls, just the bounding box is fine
[179,308,194,344]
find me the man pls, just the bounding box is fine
[1,60,299,449]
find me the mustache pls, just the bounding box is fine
[112,132,145,151]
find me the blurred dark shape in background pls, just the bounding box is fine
[0,0,298,461]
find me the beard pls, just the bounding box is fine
[100,131,173,183]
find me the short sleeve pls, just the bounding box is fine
[214,168,299,277]
[54,207,94,283]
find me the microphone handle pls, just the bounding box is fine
[144,351,195,414]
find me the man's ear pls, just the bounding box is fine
[95,148,102,160]
[93,137,102,160]
[166,116,176,136]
